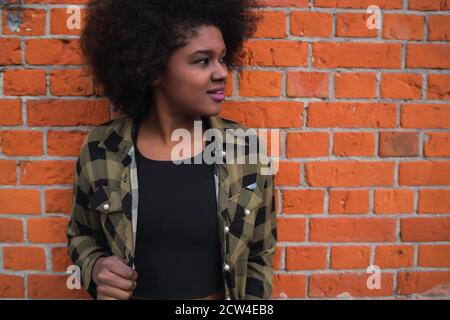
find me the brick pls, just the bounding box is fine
[418,245,450,267]
[257,0,309,7]
[397,272,450,295]
[429,15,450,41]
[2,9,46,36]
[273,246,282,271]
[282,189,324,214]
[49,69,94,96]
[308,102,396,128]
[277,217,306,242]
[418,189,450,214]
[52,247,73,272]
[272,274,306,298]
[0,130,43,156]
[330,246,371,269]
[336,13,377,38]
[3,69,47,96]
[374,245,414,268]
[381,73,422,99]
[0,218,23,242]
[286,132,329,157]
[309,273,394,297]
[383,14,424,40]
[309,218,397,242]
[401,104,450,129]
[333,132,375,156]
[313,43,401,68]
[45,189,73,214]
[287,72,329,98]
[374,189,415,214]
[243,40,308,67]
[221,101,302,128]
[286,246,327,270]
[0,38,21,65]
[401,218,450,242]
[314,0,402,9]
[424,132,450,157]
[25,39,83,65]
[334,73,376,98]
[50,7,87,36]
[428,74,450,100]
[329,190,370,214]
[0,189,40,214]
[0,99,22,125]
[399,161,450,186]
[3,246,46,271]
[28,275,90,299]
[238,70,282,97]
[20,160,75,185]
[27,217,69,243]
[252,11,286,38]
[274,161,300,186]
[305,161,395,187]
[0,160,17,184]
[47,130,88,156]
[409,0,450,10]
[27,99,110,126]
[378,131,419,157]
[407,44,450,69]
[291,12,332,37]
[0,275,24,298]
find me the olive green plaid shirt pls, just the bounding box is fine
[66,115,277,300]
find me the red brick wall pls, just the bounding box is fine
[0,0,449,299]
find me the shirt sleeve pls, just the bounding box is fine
[244,158,277,300]
[66,144,110,300]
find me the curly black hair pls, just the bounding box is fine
[80,0,263,121]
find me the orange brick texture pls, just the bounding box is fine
[0,0,449,299]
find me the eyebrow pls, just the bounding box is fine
[192,48,227,55]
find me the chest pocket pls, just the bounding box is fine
[89,185,125,214]
[228,187,263,224]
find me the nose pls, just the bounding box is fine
[211,60,228,83]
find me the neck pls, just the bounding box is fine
[139,108,206,147]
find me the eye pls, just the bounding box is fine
[196,57,227,66]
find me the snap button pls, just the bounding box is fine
[244,208,250,215]
[224,263,230,271]
[103,202,110,211]
[224,226,230,233]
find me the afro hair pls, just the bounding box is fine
[80,0,263,121]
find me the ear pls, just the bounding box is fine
[152,74,161,86]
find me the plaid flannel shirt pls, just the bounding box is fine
[66,115,277,300]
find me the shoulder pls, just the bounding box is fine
[81,117,126,146]
[78,116,130,164]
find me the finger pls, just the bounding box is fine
[105,272,136,291]
[101,296,118,300]
[101,286,133,300]
[106,258,135,280]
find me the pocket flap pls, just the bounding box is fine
[89,186,124,214]
[229,188,263,220]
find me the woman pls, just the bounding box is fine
[66,0,277,300]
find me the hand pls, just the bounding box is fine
[92,255,138,300]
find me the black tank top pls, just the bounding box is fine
[132,120,224,299]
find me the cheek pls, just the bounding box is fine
[172,72,210,99]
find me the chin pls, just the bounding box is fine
[200,104,222,117]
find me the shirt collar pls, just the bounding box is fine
[97,115,246,162]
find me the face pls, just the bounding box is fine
[153,24,228,118]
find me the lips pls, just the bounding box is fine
[206,87,225,101]
[207,91,224,101]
